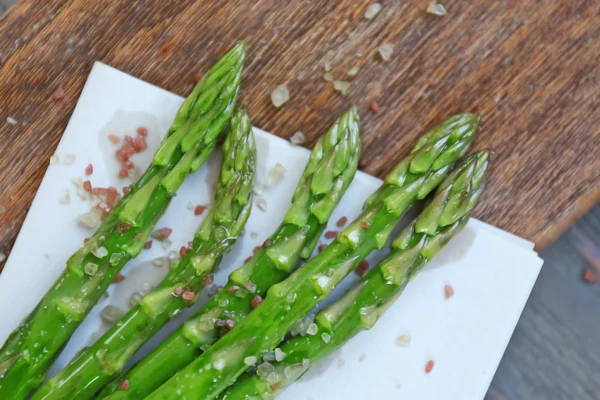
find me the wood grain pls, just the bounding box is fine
[0,0,598,269]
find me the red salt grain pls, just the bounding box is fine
[83,180,92,193]
[125,135,135,147]
[117,221,132,234]
[325,230,339,239]
[356,260,369,276]
[123,160,135,170]
[225,320,235,329]
[358,159,369,169]
[360,221,371,229]
[136,127,148,137]
[122,186,131,196]
[425,360,435,374]
[182,290,196,301]
[369,99,379,113]
[444,284,455,299]
[337,216,348,227]
[582,269,599,284]
[119,169,129,178]
[106,187,118,204]
[92,187,107,196]
[318,244,327,252]
[158,227,172,239]
[179,246,188,258]
[108,135,120,144]
[144,241,152,249]
[113,273,125,284]
[158,39,176,57]
[85,163,94,176]
[194,205,207,216]
[252,295,263,308]
[193,72,203,83]
[97,202,112,213]
[203,274,214,285]
[117,379,129,391]
[51,86,65,101]
[133,136,147,152]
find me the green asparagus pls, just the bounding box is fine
[0,41,246,400]
[31,107,256,400]
[98,106,361,399]
[146,113,480,400]
[217,151,490,399]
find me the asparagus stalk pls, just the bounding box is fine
[146,113,480,400]
[0,42,246,400]
[98,106,361,399]
[31,107,256,400]
[217,151,490,400]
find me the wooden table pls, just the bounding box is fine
[0,0,598,266]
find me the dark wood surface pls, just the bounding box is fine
[0,0,599,268]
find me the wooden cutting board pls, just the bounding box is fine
[0,0,598,269]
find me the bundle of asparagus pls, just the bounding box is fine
[0,41,246,399]
[98,106,361,399]
[145,113,480,399]
[217,150,489,399]
[0,36,492,400]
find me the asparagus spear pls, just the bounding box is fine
[217,151,490,400]
[31,107,256,400]
[146,113,480,400]
[98,106,361,399]
[0,42,246,399]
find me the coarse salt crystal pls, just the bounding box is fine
[50,155,59,165]
[58,189,71,205]
[7,117,17,126]
[306,323,318,336]
[250,232,258,239]
[323,72,334,82]
[378,43,394,62]
[187,202,194,211]
[266,163,286,187]
[290,131,305,145]
[102,305,124,324]
[244,356,258,366]
[364,3,382,19]
[333,80,351,95]
[152,258,164,267]
[93,246,108,259]
[0,253,6,263]
[256,198,267,211]
[64,154,76,165]
[275,348,287,361]
[347,66,360,77]
[427,1,447,16]
[396,334,412,347]
[271,85,290,108]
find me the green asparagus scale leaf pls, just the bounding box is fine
[31,107,256,400]
[217,151,489,399]
[97,107,361,400]
[145,114,480,400]
[0,42,246,400]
